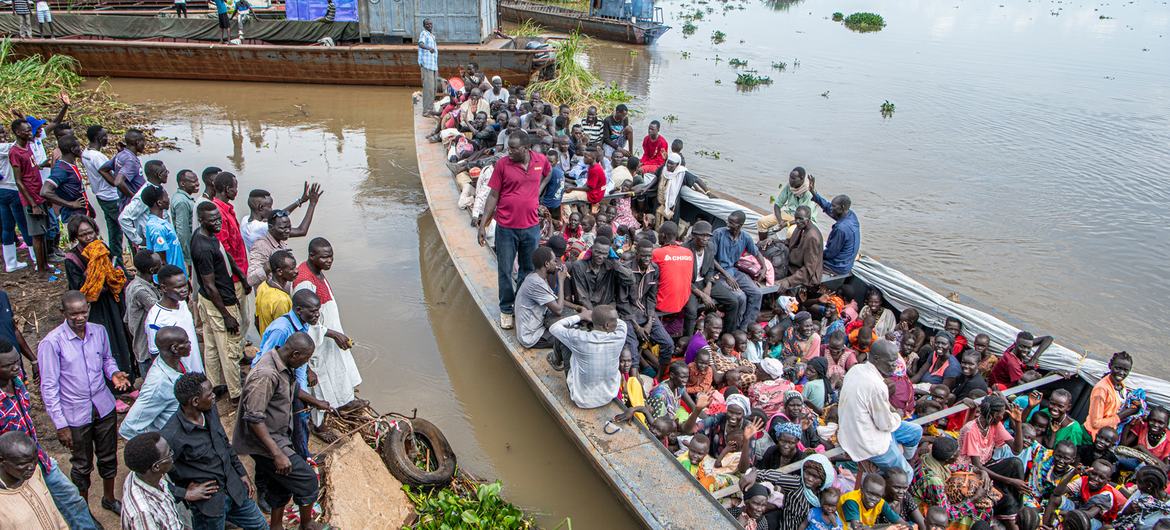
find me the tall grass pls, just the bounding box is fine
[527,31,632,115]
[0,39,83,115]
[509,19,545,38]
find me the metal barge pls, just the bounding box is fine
[413,100,740,529]
[500,0,670,45]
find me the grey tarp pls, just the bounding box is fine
[678,190,1170,406]
[0,14,359,43]
[849,256,1170,406]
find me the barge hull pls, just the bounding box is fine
[412,98,739,529]
[8,39,540,87]
[500,3,666,44]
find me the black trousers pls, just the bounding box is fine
[682,281,741,337]
[68,407,118,494]
[252,452,320,509]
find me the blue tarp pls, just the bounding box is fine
[285,0,357,22]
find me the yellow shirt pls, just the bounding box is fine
[0,470,69,530]
[255,281,292,336]
[838,488,894,530]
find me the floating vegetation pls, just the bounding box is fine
[509,19,544,38]
[695,149,722,159]
[628,50,638,56]
[821,90,831,98]
[663,114,678,124]
[771,61,787,71]
[842,12,886,32]
[681,8,704,20]
[728,58,748,68]
[404,481,540,529]
[832,12,844,21]
[735,72,773,87]
[714,79,722,85]
[680,51,692,59]
[880,100,896,117]
[682,21,698,35]
[711,30,726,44]
[1099,15,1113,19]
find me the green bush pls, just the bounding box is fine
[405,481,537,529]
[832,12,844,21]
[843,12,885,32]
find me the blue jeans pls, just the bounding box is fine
[866,421,922,476]
[732,269,762,330]
[45,205,60,248]
[0,188,30,246]
[493,224,540,314]
[191,494,269,530]
[43,458,100,530]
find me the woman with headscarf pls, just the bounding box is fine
[699,393,752,457]
[758,421,811,470]
[62,215,134,376]
[803,356,834,413]
[730,483,784,530]
[820,330,858,381]
[743,454,838,530]
[784,311,821,360]
[655,153,687,225]
[774,390,827,451]
[912,435,995,530]
[749,357,795,418]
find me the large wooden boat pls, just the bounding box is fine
[500,0,670,45]
[413,100,740,529]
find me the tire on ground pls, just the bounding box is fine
[379,418,457,487]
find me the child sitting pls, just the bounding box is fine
[803,487,844,530]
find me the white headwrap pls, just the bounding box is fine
[726,393,752,416]
[761,358,784,379]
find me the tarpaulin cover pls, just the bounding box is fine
[285,0,357,22]
[0,13,359,43]
[679,191,1169,406]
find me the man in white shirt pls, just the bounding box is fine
[549,305,626,409]
[837,339,922,475]
[483,76,509,105]
[144,265,205,373]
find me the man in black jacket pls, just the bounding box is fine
[681,221,742,338]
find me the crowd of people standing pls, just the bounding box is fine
[1,99,366,529]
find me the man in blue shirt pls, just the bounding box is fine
[214,0,230,42]
[710,210,767,331]
[810,177,860,275]
[253,290,329,456]
[118,326,192,440]
[418,18,439,117]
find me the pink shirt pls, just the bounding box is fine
[489,152,549,229]
[958,419,1012,465]
[640,135,668,168]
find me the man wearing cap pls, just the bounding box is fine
[484,76,509,106]
[682,220,742,338]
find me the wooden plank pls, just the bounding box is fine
[412,98,739,529]
[775,373,1065,474]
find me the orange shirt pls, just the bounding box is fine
[1085,376,1124,436]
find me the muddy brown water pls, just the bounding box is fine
[93,79,640,528]
[95,3,1166,518]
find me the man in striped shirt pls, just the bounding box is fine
[11,0,33,38]
[120,433,186,530]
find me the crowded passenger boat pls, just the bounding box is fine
[417,64,1170,530]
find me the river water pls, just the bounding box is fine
[97,0,1166,524]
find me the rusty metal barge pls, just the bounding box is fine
[500,0,670,44]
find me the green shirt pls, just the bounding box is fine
[773,184,818,221]
[170,189,196,265]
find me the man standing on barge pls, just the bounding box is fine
[419,18,439,117]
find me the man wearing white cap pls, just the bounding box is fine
[484,76,510,105]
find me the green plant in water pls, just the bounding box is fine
[832,11,844,21]
[711,30,726,44]
[404,481,543,529]
[663,114,678,124]
[695,149,721,159]
[680,51,692,59]
[526,31,632,115]
[728,58,748,68]
[628,50,638,56]
[843,12,886,32]
[880,100,895,116]
[771,61,787,71]
[0,39,82,115]
[509,19,545,38]
[682,20,698,35]
[735,72,773,87]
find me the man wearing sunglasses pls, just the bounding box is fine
[246,184,322,290]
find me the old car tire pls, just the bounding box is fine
[379,418,457,487]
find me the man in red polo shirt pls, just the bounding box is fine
[649,220,692,375]
[211,171,253,339]
[478,131,549,330]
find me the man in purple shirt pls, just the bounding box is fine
[37,290,131,515]
[476,131,550,330]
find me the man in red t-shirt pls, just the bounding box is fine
[563,148,606,212]
[640,120,668,174]
[987,331,1053,388]
[7,119,49,272]
[651,221,693,315]
[478,131,549,330]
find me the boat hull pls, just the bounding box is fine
[500,3,669,44]
[7,38,542,86]
[412,98,738,529]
